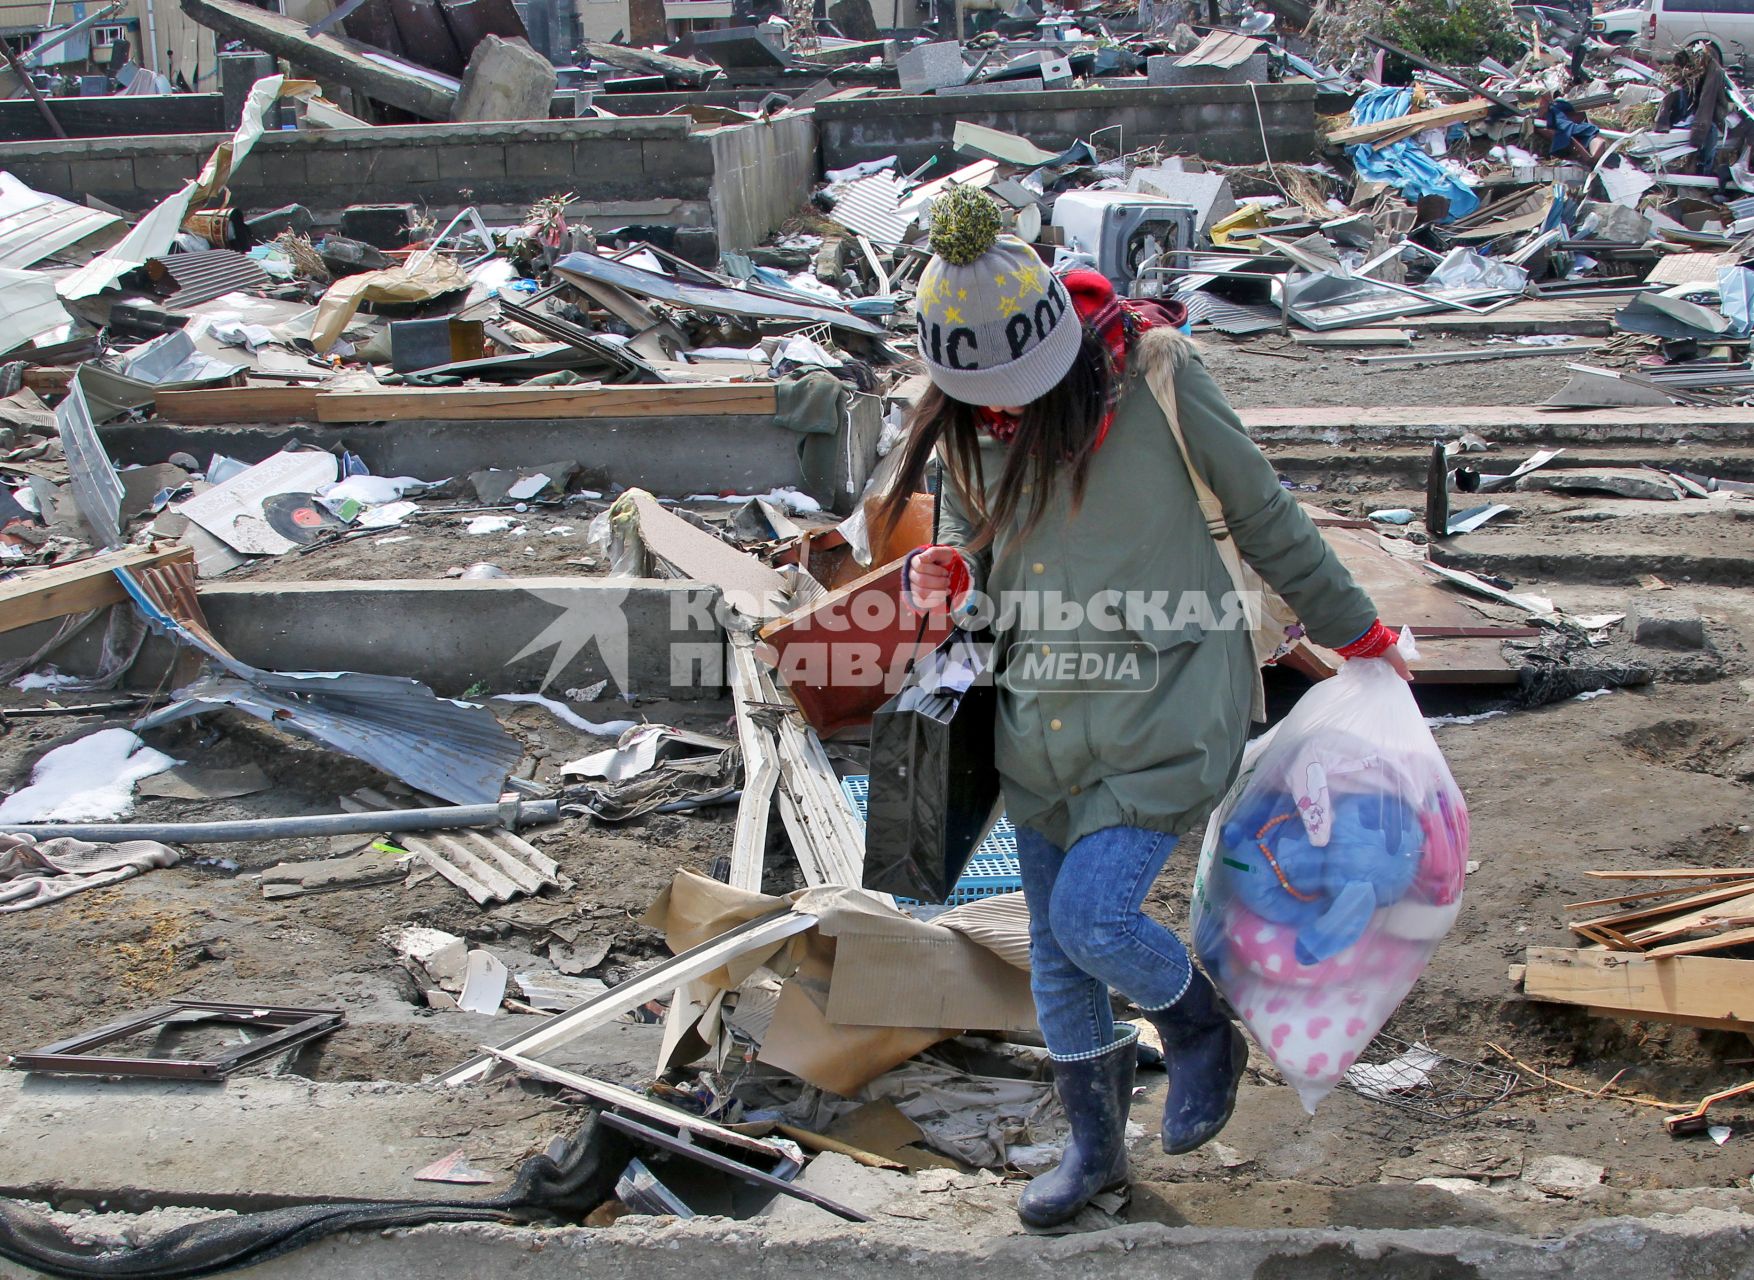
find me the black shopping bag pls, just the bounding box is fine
[862,626,1002,902]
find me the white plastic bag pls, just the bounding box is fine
[1189,632,1468,1112]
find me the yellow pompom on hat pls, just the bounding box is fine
[916,185,1080,408]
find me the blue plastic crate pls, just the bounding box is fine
[840,774,1022,905]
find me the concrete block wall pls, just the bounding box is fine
[0,114,818,250]
[706,112,818,257]
[814,80,1318,173]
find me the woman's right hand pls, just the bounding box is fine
[905,545,968,612]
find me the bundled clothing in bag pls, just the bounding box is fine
[1190,631,1468,1111]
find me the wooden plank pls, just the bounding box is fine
[1522,947,1754,1028]
[1587,868,1754,881]
[1328,98,1491,147]
[156,384,322,425]
[728,633,781,893]
[1239,403,1754,432]
[312,383,777,423]
[1567,877,1754,911]
[1618,890,1754,948]
[1571,882,1754,935]
[1643,924,1754,959]
[0,545,193,635]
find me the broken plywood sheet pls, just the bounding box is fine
[172,448,338,556]
[1309,526,1519,683]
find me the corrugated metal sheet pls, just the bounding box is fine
[119,570,523,807]
[0,172,124,269]
[553,251,885,336]
[54,377,124,549]
[1176,288,1280,335]
[826,172,913,246]
[1176,31,1263,69]
[0,265,70,354]
[147,249,271,308]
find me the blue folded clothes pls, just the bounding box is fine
[1346,87,1481,221]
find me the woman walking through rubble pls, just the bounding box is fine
[878,188,1411,1230]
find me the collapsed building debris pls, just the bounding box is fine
[0,0,1751,1270]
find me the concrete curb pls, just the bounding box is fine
[159,1208,1754,1280]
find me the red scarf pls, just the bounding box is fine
[975,269,1185,450]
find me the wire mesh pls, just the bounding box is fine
[1339,1032,1520,1121]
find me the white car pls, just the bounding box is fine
[1634,0,1754,64]
[1591,4,1649,44]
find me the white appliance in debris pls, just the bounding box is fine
[1050,191,1200,294]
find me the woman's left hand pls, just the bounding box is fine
[1378,645,1414,683]
[1336,620,1413,682]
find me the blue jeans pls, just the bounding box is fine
[1017,824,1193,1060]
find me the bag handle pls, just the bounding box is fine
[900,474,944,679]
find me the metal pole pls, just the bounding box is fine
[0,44,66,140]
[2,798,560,844]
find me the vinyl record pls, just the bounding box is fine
[262,492,347,545]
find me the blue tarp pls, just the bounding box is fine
[1345,87,1481,222]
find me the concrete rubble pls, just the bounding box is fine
[0,0,1753,1276]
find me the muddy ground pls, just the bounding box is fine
[4,335,1754,1235]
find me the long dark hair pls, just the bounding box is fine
[875,325,1118,554]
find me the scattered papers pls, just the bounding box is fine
[174,449,340,556]
[1344,1042,1442,1100]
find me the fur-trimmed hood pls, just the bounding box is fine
[1135,323,1201,379]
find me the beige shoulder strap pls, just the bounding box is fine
[1143,351,1232,544]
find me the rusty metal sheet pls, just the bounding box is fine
[147,248,271,309]
[118,569,523,806]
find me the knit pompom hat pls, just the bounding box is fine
[915,186,1081,408]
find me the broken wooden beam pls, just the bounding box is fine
[155,384,322,425]
[1521,947,1754,1032]
[1327,98,1492,148]
[1,545,194,635]
[311,383,777,424]
[180,0,458,120]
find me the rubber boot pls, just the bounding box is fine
[1017,1027,1137,1230]
[1144,966,1247,1156]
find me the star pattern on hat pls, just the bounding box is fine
[1014,262,1047,292]
[997,292,1024,317]
[943,305,963,324]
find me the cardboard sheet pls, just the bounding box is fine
[645,871,1036,1093]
